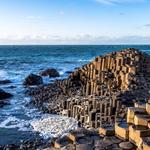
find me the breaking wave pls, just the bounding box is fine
[0,70,8,79]
[0,116,31,132]
[31,115,78,139]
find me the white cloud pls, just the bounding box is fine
[144,24,150,27]
[25,15,44,20]
[94,0,146,5]
[1,34,150,44]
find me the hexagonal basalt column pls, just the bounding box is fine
[115,121,129,140]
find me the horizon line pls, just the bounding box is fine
[0,44,150,46]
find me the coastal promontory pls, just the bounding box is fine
[27,48,150,150]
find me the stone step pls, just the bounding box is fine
[134,114,150,126]
[127,107,147,124]
[115,120,129,140]
[99,126,115,136]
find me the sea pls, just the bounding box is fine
[0,45,150,145]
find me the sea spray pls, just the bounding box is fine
[0,116,31,131]
[0,70,8,79]
[31,115,78,139]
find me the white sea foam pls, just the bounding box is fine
[0,116,31,131]
[77,59,92,62]
[31,115,78,139]
[0,70,8,79]
[25,107,42,118]
[59,71,64,75]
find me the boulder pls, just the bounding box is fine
[3,144,17,150]
[76,144,93,150]
[40,68,59,78]
[61,144,75,150]
[0,88,12,107]
[23,74,43,86]
[0,80,12,85]
[119,142,133,150]
[0,89,13,100]
[8,86,16,89]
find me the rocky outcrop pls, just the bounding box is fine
[0,89,13,107]
[23,74,43,86]
[67,48,150,97]
[0,89,13,100]
[39,68,60,78]
[29,48,150,128]
[0,80,12,85]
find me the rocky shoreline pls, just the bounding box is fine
[28,48,150,123]
[1,48,150,149]
[26,48,150,149]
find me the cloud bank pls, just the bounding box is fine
[0,35,150,45]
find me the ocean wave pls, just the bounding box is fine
[0,116,31,132]
[77,59,91,62]
[31,115,78,139]
[62,59,90,64]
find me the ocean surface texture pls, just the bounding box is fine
[0,45,150,145]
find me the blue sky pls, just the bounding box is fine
[0,0,150,44]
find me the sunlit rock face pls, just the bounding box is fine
[30,48,150,128]
[57,48,150,127]
[68,48,150,95]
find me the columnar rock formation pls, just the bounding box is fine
[56,48,150,127]
[61,48,150,98]
[29,48,150,128]
[43,101,150,150]
[59,95,121,128]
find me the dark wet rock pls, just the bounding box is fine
[0,89,13,100]
[7,86,16,89]
[76,144,93,150]
[0,80,12,85]
[23,74,43,86]
[107,144,120,149]
[3,144,17,150]
[43,148,58,150]
[107,136,122,144]
[119,142,133,150]
[0,146,2,150]
[39,68,59,78]
[77,136,93,145]
[0,137,49,150]
[65,71,73,74]
[61,144,75,150]
[18,138,47,150]
[95,140,113,148]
